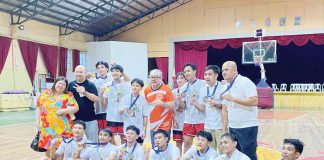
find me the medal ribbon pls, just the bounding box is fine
[183,79,197,93]
[124,142,137,157]
[128,94,140,110]
[206,82,218,98]
[220,75,238,95]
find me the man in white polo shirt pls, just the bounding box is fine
[221,61,258,160]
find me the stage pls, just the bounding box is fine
[274,91,324,108]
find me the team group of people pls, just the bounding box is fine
[36,60,304,160]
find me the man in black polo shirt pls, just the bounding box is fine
[68,65,99,142]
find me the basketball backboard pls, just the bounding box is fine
[242,40,277,64]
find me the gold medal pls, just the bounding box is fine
[120,147,126,153]
[203,97,208,103]
[127,109,131,114]
[196,146,201,151]
[181,92,186,97]
[133,105,137,110]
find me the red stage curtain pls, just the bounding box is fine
[175,44,207,79]
[176,33,324,51]
[72,49,80,72]
[18,40,39,85]
[0,36,11,74]
[39,44,58,79]
[59,47,68,77]
[155,57,168,84]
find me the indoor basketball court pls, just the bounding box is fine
[1,0,324,160]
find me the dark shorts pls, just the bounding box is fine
[172,130,183,142]
[107,121,124,135]
[96,113,107,131]
[229,126,258,160]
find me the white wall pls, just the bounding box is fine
[85,41,148,83]
[85,41,112,73]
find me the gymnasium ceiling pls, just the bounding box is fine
[0,0,191,40]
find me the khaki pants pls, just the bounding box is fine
[205,129,223,154]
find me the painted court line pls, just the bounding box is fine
[286,111,313,122]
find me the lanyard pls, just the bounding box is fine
[207,82,218,98]
[221,75,238,95]
[183,79,197,93]
[124,142,137,154]
[128,94,140,110]
[62,136,74,143]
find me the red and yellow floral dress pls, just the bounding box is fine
[37,89,78,149]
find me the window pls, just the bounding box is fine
[67,50,72,70]
[80,51,86,66]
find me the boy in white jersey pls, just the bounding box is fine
[120,78,148,144]
[101,64,131,143]
[181,130,219,160]
[107,125,145,160]
[179,63,206,153]
[74,128,117,160]
[90,61,112,131]
[149,129,180,160]
[217,133,250,160]
[172,72,187,154]
[51,120,90,160]
[198,65,228,152]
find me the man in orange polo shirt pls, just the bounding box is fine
[144,69,175,146]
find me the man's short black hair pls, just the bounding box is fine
[183,63,197,71]
[74,120,86,130]
[95,61,109,69]
[126,125,140,135]
[110,64,124,73]
[221,133,238,142]
[205,65,220,75]
[283,138,304,155]
[197,131,213,142]
[153,129,169,138]
[131,78,144,88]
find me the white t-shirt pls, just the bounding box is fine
[114,143,145,160]
[103,80,131,122]
[184,146,219,160]
[120,94,149,134]
[55,138,90,160]
[198,82,225,130]
[81,143,117,160]
[172,89,185,131]
[216,149,251,160]
[149,143,180,160]
[90,75,112,114]
[223,74,258,128]
[179,79,206,124]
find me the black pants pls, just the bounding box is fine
[229,126,258,160]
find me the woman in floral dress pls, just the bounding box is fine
[36,76,79,158]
